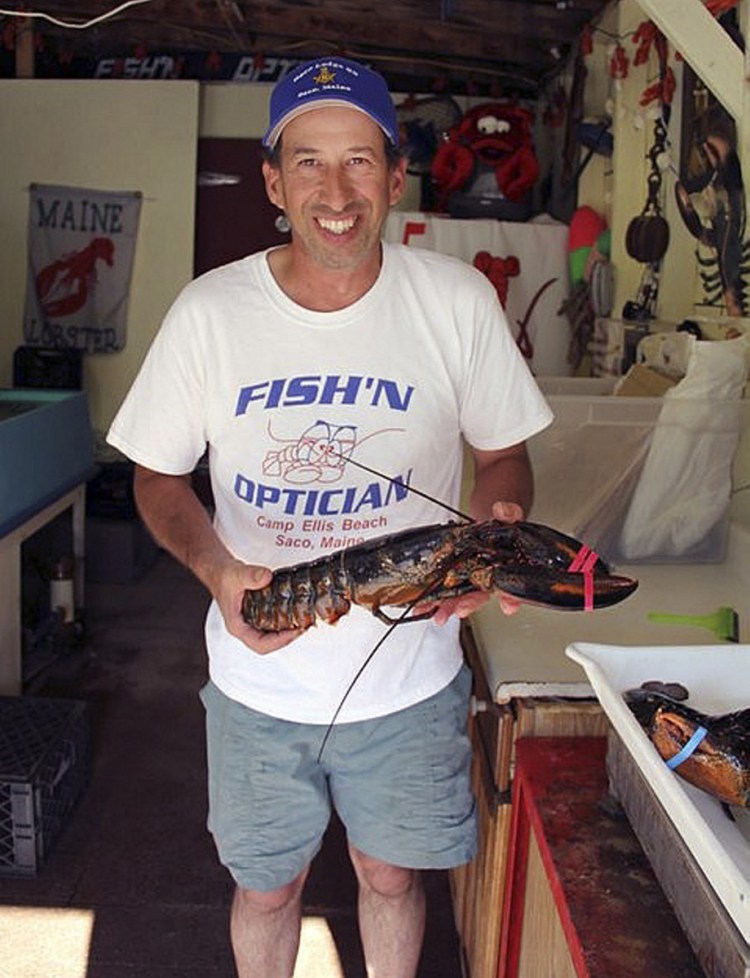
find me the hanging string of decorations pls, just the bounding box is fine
[581,0,741,108]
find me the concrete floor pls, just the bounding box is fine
[0,551,465,978]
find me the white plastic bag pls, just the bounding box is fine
[617,335,749,561]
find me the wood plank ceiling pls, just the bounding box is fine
[0,0,613,95]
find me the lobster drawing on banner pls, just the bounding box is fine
[35,236,115,319]
[472,250,557,361]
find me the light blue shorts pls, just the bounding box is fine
[199,665,477,892]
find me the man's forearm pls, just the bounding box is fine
[133,465,233,598]
[133,465,294,652]
[470,443,533,522]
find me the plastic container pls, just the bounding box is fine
[533,376,740,564]
[565,642,750,944]
[0,389,95,537]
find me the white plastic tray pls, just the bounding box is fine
[565,641,750,943]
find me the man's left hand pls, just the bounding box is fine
[415,499,525,624]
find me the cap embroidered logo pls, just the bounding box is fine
[263,57,400,150]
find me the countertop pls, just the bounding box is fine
[469,522,750,704]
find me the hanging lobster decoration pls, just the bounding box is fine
[674,100,750,316]
[431,102,540,212]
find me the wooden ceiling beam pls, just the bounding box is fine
[20,0,585,52]
[31,10,562,78]
[245,7,557,62]
[0,0,610,86]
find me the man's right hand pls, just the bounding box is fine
[214,558,303,654]
[133,466,303,655]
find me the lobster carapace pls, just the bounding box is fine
[625,685,750,809]
[242,518,638,633]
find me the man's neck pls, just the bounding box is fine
[266,244,382,312]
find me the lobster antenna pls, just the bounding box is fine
[316,580,447,763]
[316,454,475,760]
[328,449,474,523]
[316,611,406,763]
[316,541,470,762]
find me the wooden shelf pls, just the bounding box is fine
[452,624,612,978]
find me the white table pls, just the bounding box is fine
[470,522,750,705]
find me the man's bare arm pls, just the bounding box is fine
[133,465,299,653]
[469,441,533,523]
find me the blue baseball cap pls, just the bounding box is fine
[263,57,399,149]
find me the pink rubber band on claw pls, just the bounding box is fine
[568,545,599,611]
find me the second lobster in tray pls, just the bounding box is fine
[242,519,638,633]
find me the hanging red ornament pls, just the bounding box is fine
[581,25,593,56]
[640,65,676,107]
[706,0,742,14]
[632,20,653,65]
[609,43,629,79]
[206,51,223,75]
[631,18,672,108]
[253,52,266,71]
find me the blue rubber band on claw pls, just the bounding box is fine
[665,725,708,770]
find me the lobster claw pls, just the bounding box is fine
[470,521,638,611]
[625,686,750,808]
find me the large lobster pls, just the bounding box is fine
[242,519,638,633]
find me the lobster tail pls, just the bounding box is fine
[242,562,352,631]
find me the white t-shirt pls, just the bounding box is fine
[108,242,553,723]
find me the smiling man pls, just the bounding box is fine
[263,106,400,283]
[107,57,552,978]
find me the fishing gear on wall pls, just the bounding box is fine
[623,110,670,324]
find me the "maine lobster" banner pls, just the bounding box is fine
[24,183,142,353]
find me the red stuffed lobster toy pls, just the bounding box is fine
[431,102,539,212]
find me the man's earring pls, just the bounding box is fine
[275,212,290,233]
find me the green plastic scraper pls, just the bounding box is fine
[647,606,740,642]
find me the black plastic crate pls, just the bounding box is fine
[86,460,137,520]
[0,696,90,876]
[13,346,83,390]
